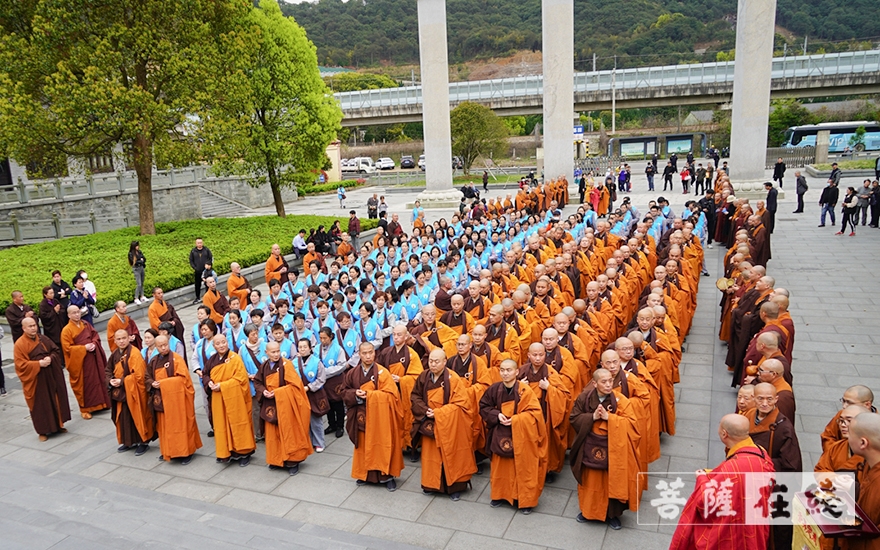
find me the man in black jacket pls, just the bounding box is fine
[764,182,778,234]
[772,158,786,188]
[818,181,839,227]
[662,161,675,192]
[189,238,213,303]
[793,171,808,213]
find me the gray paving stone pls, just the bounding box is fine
[272,472,357,506]
[600,524,677,550]
[677,388,714,405]
[101,445,163,470]
[359,515,452,550]
[153,451,226,481]
[208,461,288,494]
[101,465,173,491]
[674,403,710,420]
[418,496,515,537]
[504,511,606,550]
[76,461,119,479]
[284,501,373,534]
[341,482,431,521]
[444,530,546,550]
[3,447,65,467]
[0,520,69,550]
[156,477,232,503]
[216,487,297,518]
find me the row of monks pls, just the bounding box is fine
[14,187,705,527]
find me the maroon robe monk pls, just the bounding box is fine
[14,318,71,438]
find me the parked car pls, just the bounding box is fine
[400,155,416,169]
[376,157,395,170]
[418,154,426,171]
[350,157,377,174]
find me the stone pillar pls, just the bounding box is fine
[414,0,459,208]
[815,130,830,165]
[542,0,574,183]
[8,158,29,185]
[728,0,777,198]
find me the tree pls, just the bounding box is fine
[450,102,508,175]
[849,125,867,151]
[325,72,399,92]
[0,0,244,235]
[503,116,527,136]
[767,99,814,146]
[204,0,342,217]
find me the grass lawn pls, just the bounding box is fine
[0,215,377,312]
[812,159,878,171]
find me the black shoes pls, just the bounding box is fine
[216,457,230,464]
[356,479,367,486]
[545,471,557,484]
[818,224,825,227]
[335,429,344,438]
[0,387,7,396]
[520,507,533,515]
[117,445,132,453]
[608,516,622,530]
[324,426,336,435]
[180,454,194,465]
[490,499,504,508]
[386,479,398,492]
[576,513,588,523]
[135,444,149,456]
[239,455,250,467]
[450,492,461,502]
[288,464,299,476]
[207,430,214,438]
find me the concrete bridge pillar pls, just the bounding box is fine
[728,0,778,199]
[542,0,574,183]
[414,0,459,208]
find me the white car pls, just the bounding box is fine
[376,157,395,170]
[418,154,426,171]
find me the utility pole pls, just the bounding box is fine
[803,35,808,55]
[411,68,415,85]
[592,53,596,73]
[611,55,617,134]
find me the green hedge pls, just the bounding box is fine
[812,159,876,170]
[0,215,377,313]
[297,179,365,196]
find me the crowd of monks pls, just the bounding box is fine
[13,177,706,529]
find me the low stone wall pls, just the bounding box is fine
[201,177,298,209]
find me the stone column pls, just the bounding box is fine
[8,158,29,185]
[414,0,459,207]
[728,0,778,198]
[542,0,574,183]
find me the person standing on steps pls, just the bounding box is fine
[772,157,786,188]
[792,171,808,213]
[129,241,147,305]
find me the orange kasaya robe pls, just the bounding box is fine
[14,333,71,435]
[202,288,230,325]
[519,363,571,474]
[147,352,203,460]
[486,321,522,366]
[640,328,677,435]
[378,345,424,449]
[226,273,252,307]
[472,341,503,384]
[411,321,459,360]
[447,353,493,454]
[264,253,289,285]
[623,358,661,463]
[209,352,256,459]
[254,358,313,467]
[106,313,142,353]
[107,345,154,446]
[342,362,405,481]
[440,310,475,337]
[61,320,111,414]
[597,186,610,216]
[480,381,548,508]
[410,369,477,493]
[570,388,641,521]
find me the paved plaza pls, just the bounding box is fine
[1,168,879,549]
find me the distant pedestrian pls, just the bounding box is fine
[868,180,879,228]
[669,153,678,171]
[680,166,691,194]
[793,171,808,213]
[818,180,839,227]
[367,193,378,219]
[644,163,655,191]
[378,196,388,218]
[694,163,706,195]
[773,157,786,188]
[337,185,346,208]
[857,179,872,226]
[662,161,675,192]
[764,182,778,234]
[347,210,361,250]
[129,241,147,305]
[482,170,489,192]
[837,187,859,236]
[189,238,213,303]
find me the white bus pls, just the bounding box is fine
[782,121,880,153]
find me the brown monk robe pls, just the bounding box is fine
[14,317,71,440]
[207,335,256,463]
[464,281,492,325]
[727,274,774,385]
[202,276,230,325]
[545,320,586,393]
[147,287,185,342]
[822,386,875,451]
[446,334,493,456]
[739,302,789,381]
[61,305,111,419]
[485,305,522,365]
[479,359,548,512]
[342,342,404,489]
[502,299,533,360]
[6,290,37,342]
[377,325,424,450]
[146,336,202,463]
[106,330,154,453]
[519,342,571,477]
[408,304,459,362]
[570,368,641,528]
[411,350,478,498]
[749,332,792,387]
[616,337,661,463]
[253,342,313,474]
[735,385,756,414]
[226,262,252,306]
[440,295,475,336]
[106,301,142,352]
[747,215,771,268]
[264,243,289,285]
[752,359,796,425]
[744,384,802,472]
[633,309,677,435]
[563,306,602,375]
[38,288,64,346]
[841,412,880,550]
[471,324,503,384]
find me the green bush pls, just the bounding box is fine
[0,215,377,313]
[297,179,365,196]
[812,159,877,171]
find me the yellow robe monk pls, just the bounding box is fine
[264,253,288,285]
[342,362,405,482]
[226,273,252,306]
[479,381,548,508]
[378,344,424,449]
[410,369,477,494]
[209,352,256,459]
[597,186,610,216]
[202,288,229,325]
[14,332,71,436]
[254,357,313,468]
[519,362,571,474]
[486,321,521,365]
[146,351,203,460]
[623,357,661,463]
[447,353,493,454]
[641,328,677,435]
[107,345,154,447]
[473,341,503,383]
[570,388,641,521]
[106,313,141,353]
[61,319,111,415]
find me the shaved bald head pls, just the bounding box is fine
[849,412,880,463]
[719,414,750,442]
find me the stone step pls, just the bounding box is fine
[199,187,253,219]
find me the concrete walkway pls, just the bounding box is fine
[1,168,877,549]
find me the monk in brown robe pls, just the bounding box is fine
[226,262,252,306]
[107,329,154,454]
[744,384,802,474]
[106,301,142,352]
[479,359,548,514]
[146,335,202,464]
[147,287,185,342]
[14,317,71,441]
[61,305,111,419]
[202,276,230,325]
[5,290,36,341]
[377,325,423,452]
[753,359,795,424]
[823,385,875,451]
[735,384,756,414]
[342,342,404,491]
[264,243,289,285]
[471,324,503,384]
[409,304,459,362]
[615,337,660,463]
[485,304,521,365]
[570,368,641,529]
[207,334,256,465]
[253,341,313,475]
[411,349,478,500]
[446,334,493,459]
[519,342,571,481]
[633,309,676,435]
[440,294,475,336]
[841,412,880,550]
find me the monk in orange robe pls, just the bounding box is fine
[106,301,142,352]
[411,349,478,499]
[821,385,875,451]
[471,324,503,384]
[446,334,493,457]
[814,405,867,494]
[616,337,660,463]
[479,359,548,513]
[207,335,256,464]
[440,294,475,336]
[61,305,111,419]
[342,342,405,490]
[409,304,460,361]
[519,343,571,480]
[264,243,289,285]
[570,368,641,529]
[485,305,521,365]
[14,317,71,441]
[253,341,313,475]
[840,412,880,550]
[147,287,185,342]
[226,262,252,306]
[377,325,424,451]
[633,309,677,435]
[201,276,230,325]
[107,329,154,454]
[146,336,202,463]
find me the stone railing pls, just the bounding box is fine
[0,211,133,245]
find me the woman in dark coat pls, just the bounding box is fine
[38,285,64,346]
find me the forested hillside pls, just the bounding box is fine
[282,0,879,70]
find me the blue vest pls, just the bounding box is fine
[357,317,381,344]
[296,354,323,385]
[195,339,215,371]
[337,327,360,360]
[318,341,344,372]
